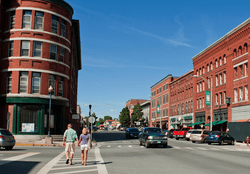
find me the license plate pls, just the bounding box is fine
[157,141,161,144]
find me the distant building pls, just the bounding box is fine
[140,100,150,127]
[0,0,81,138]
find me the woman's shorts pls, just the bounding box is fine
[80,144,89,150]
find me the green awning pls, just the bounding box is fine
[172,124,175,128]
[188,122,204,126]
[204,121,219,127]
[171,118,176,121]
[215,120,227,125]
[184,116,192,120]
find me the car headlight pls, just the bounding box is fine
[162,136,168,140]
[148,136,153,139]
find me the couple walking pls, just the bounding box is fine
[63,123,92,165]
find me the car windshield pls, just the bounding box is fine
[192,131,202,134]
[129,128,139,132]
[0,130,12,136]
[182,128,190,131]
[146,128,162,133]
[187,130,192,133]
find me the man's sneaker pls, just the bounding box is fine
[66,159,69,164]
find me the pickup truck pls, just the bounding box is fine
[173,127,192,140]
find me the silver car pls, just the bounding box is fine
[0,128,15,150]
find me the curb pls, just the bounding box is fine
[15,143,64,147]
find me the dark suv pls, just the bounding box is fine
[126,128,140,139]
[139,127,168,148]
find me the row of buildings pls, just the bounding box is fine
[0,0,81,139]
[127,18,250,134]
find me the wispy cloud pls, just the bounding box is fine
[127,27,192,48]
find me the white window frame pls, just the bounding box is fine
[224,91,226,104]
[224,72,226,83]
[245,63,248,77]
[216,75,218,86]
[59,77,63,97]
[6,72,12,93]
[239,87,243,101]
[10,11,15,29]
[8,41,14,57]
[224,55,226,64]
[33,41,42,57]
[220,58,222,66]
[220,92,222,105]
[215,94,218,105]
[50,44,57,60]
[22,10,32,29]
[202,97,204,108]
[61,20,66,37]
[197,83,199,93]
[234,88,238,102]
[32,72,41,94]
[34,11,44,30]
[220,73,222,85]
[19,72,28,93]
[21,40,30,56]
[51,15,58,34]
[245,86,248,101]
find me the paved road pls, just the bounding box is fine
[94,130,250,174]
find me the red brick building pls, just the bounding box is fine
[126,99,147,126]
[150,74,177,129]
[0,0,81,138]
[192,19,250,131]
[169,70,194,129]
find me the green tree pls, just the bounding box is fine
[98,118,104,125]
[131,103,143,126]
[104,116,112,121]
[91,112,98,125]
[120,107,130,127]
[84,116,89,126]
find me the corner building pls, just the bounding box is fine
[0,0,81,138]
[192,19,250,131]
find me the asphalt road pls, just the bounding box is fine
[94,130,250,174]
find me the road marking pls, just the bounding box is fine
[118,145,121,147]
[140,146,144,148]
[37,151,65,174]
[128,145,132,148]
[185,147,193,149]
[197,147,207,150]
[52,169,98,174]
[209,148,219,151]
[173,146,181,149]
[50,165,96,170]
[95,147,108,174]
[2,152,40,161]
[107,145,111,147]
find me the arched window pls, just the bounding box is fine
[210,62,213,70]
[215,59,218,68]
[197,69,199,76]
[244,43,248,53]
[223,54,226,64]
[239,46,242,56]
[202,66,205,74]
[233,49,237,58]
[219,57,222,66]
[207,64,209,72]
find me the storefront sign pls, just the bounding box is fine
[72,114,80,119]
[22,123,35,132]
[206,91,211,105]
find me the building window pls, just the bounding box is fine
[10,11,15,29]
[48,75,56,95]
[211,63,213,70]
[240,65,243,78]
[245,63,248,76]
[163,95,165,104]
[234,67,238,79]
[163,85,165,91]
[220,73,222,85]
[219,58,222,66]
[207,64,209,72]
[215,94,218,105]
[61,20,66,37]
[197,83,199,93]
[208,78,211,89]
[19,72,28,93]
[200,98,202,109]
[51,15,58,34]
[234,88,238,102]
[34,11,44,30]
[21,41,30,56]
[166,107,168,116]
[22,10,32,29]
[224,55,226,64]
[8,41,14,57]
[220,92,222,105]
[191,101,193,113]
[163,108,165,116]
[224,72,226,83]
[59,77,64,97]
[239,87,243,101]
[6,72,12,93]
[166,93,168,103]
[166,83,168,90]
[197,99,199,109]
[215,59,218,68]
[32,72,41,94]
[33,41,42,57]
[216,75,218,86]
[224,91,226,104]
[50,44,57,60]
[60,48,65,62]
[245,86,248,101]
[203,97,204,108]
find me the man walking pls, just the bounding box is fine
[63,123,78,165]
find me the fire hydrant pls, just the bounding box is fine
[247,136,249,146]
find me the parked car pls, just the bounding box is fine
[206,131,235,145]
[163,130,170,137]
[185,129,193,141]
[139,127,168,148]
[126,128,140,139]
[99,125,104,130]
[190,129,209,143]
[0,128,15,150]
[173,127,192,140]
[104,126,108,131]
[168,129,177,138]
[119,126,125,131]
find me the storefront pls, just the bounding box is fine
[193,112,205,129]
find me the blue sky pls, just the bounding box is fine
[66,0,250,120]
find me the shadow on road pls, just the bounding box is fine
[0,160,40,174]
[93,131,128,142]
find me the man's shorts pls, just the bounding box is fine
[65,142,75,154]
[80,144,89,150]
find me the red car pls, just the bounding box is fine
[173,127,192,140]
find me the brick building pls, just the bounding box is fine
[150,74,177,129]
[0,0,81,138]
[192,18,250,131]
[169,70,194,129]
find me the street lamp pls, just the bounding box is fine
[193,75,213,131]
[48,85,53,137]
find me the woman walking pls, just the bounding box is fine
[78,128,91,166]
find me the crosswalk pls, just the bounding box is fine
[0,152,40,166]
[102,144,250,152]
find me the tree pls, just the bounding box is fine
[84,116,89,126]
[91,112,98,125]
[131,103,143,126]
[98,118,104,125]
[120,107,130,127]
[104,116,112,121]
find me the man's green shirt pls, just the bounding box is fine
[64,128,78,142]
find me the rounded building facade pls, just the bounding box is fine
[0,0,81,137]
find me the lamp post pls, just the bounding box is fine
[48,85,53,137]
[193,75,213,131]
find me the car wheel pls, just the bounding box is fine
[187,139,190,141]
[145,140,150,148]
[220,140,224,145]
[208,143,211,145]
[192,141,195,143]
[163,143,168,148]
[231,140,234,145]
[5,146,13,150]
[204,139,207,143]
[176,138,179,140]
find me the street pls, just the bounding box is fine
[0,130,250,174]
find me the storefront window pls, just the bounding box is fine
[19,105,38,133]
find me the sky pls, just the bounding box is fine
[65,0,250,120]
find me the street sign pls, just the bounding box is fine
[206,91,211,105]
[89,116,95,123]
[157,105,160,113]
[72,114,80,119]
